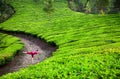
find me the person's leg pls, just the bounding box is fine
[31,54,34,63]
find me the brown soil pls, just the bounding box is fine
[0,32,57,76]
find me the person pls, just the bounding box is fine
[23,50,39,61]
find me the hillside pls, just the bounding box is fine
[0,0,120,78]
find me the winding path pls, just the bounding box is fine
[0,32,57,76]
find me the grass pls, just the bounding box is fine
[0,0,120,78]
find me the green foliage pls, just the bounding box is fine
[68,0,119,14]
[95,0,109,14]
[43,0,54,14]
[0,33,23,66]
[0,0,120,78]
[0,0,15,23]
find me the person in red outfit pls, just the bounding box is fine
[23,50,39,62]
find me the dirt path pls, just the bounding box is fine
[0,32,57,76]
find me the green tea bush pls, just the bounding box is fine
[0,0,120,78]
[0,33,23,66]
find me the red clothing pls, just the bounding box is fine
[26,51,38,58]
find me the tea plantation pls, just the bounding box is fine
[0,33,23,66]
[0,0,120,79]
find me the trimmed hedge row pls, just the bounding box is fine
[0,33,23,66]
[0,0,120,78]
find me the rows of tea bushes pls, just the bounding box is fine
[0,0,120,78]
[0,33,23,66]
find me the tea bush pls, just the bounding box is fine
[0,0,120,78]
[0,33,23,66]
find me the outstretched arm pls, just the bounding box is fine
[23,51,27,53]
[37,51,40,54]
